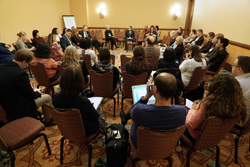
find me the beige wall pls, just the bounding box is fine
[192,0,250,45]
[0,0,71,44]
[85,0,188,28]
[70,0,88,27]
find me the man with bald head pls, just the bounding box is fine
[130,73,186,147]
[144,36,160,58]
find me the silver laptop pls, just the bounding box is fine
[132,84,155,104]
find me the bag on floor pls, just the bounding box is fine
[105,123,129,167]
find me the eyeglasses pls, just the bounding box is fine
[231,64,240,68]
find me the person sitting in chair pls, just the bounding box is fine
[124,26,135,50]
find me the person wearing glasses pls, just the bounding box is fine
[231,56,250,127]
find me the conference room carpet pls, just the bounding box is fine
[1,46,249,167]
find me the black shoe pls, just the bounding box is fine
[111,48,114,50]
[43,118,56,127]
[115,46,119,49]
[120,111,127,125]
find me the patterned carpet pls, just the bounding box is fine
[1,46,249,167]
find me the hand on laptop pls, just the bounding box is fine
[142,82,154,101]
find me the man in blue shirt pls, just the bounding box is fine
[130,72,186,147]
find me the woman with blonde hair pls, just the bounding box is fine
[185,74,247,141]
[62,46,89,84]
[16,31,35,51]
[48,33,64,62]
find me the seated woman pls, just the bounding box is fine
[32,30,44,48]
[48,33,64,62]
[62,45,89,84]
[200,32,215,53]
[184,29,197,44]
[71,27,80,46]
[174,36,185,61]
[16,31,35,51]
[52,27,61,43]
[185,74,247,141]
[92,47,119,90]
[155,25,161,42]
[105,25,118,50]
[80,37,97,66]
[158,48,179,69]
[179,45,206,87]
[53,65,102,137]
[142,25,158,47]
[31,43,59,83]
[125,46,152,76]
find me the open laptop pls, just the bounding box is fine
[132,84,156,104]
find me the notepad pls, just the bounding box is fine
[88,97,103,110]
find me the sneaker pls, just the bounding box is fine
[175,140,182,152]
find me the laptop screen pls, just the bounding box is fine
[132,84,156,104]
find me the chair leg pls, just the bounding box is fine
[86,142,92,167]
[60,137,65,164]
[234,135,240,164]
[186,148,195,167]
[121,96,124,112]
[183,90,187,105]
[164,157,172,167]
[117,90,119,105]
[112,97,116,117]
[40,133,52,155]
[216,145,220,167]
[132,157,141,167]
[7,151,15,167]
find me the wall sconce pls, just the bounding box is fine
[97,3,107,19]
[170,4,181,20]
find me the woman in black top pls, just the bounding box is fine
[125,46,152,76]
[53,65,99,137]
[92,47,119,90]
[158,47,179,69]
[71,27,80,46]
[105,25,118,50]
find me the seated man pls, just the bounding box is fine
[174,36,185,61]
[206,38,229,72]
[164,30,177,47]
[79,25,102,52]
[124,26,135,50]
[130,73,186,147]
[0,49,55,126]
[144,36,160,58]
[184,29,197,44]
[190,29,204,46]
[0,42,14,64]
[231,56,250,127]
[60,29,73,51]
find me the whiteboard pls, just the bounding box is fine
[62,15,76,29]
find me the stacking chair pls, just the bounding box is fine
[161,35,167,45]
[0,105,8,124]
[230,119,250,164]
[147,55,159,70]
[0,117,51,167]
[127,33,139,51]
[97,54,115,65]
[121,72,148,111]
[130,125,186,167]
[118,31,125,46]
[114,29,120,41]
[201,40,207,47]
[206,54,229,76]
[90,30,96,39]
[89,70,119,117]
[96,32,106,46]
[29,62,60,97]
[179,49,187,65]
[43,36,48,42]
[120,54,132,72]
[12,43,17,50]
[137,32,144,44]
[45,105,99,167]
[180,116,241,167]
[183,65,210,104]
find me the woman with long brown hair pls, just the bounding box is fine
[125,46,152,75]
[179,45,206,86]
[185,74,247,141]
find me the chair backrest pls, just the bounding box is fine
[96,32,102,41]
[137,32,145,42]
[89,70,114,97]
[240,118,250,135]
[179,49,187,65]
[161,35,167,45]
[201,40,207,47]
[194,116,241,150]
[114,29,120,38]
[120,55,132,72]
[134,30,139,39]
[214,54,229,75]
[12,43,17,50]
[118,31,124,40]
[80,54,92,70]
[90,30,96,39]
[122,72,148,98]
[97,54,115,65]
[43,36,48,42]
[45,104,87,143]
[187,65,210,91]
[29,62,51,86]
[0,105,8,123]
[57,65,65,75]
[147,55,159,70]
[137,125,186,160]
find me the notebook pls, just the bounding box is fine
[132,84,155,104]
